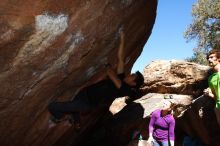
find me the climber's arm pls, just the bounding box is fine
[105,64,122,89]
[117,31,125,74]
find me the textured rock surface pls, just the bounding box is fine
[0,0,157,145]
[81,93,193,146]
[96,93,220,146]
[86,60,220,146]
[178,95,220,146]
[143,60,210,97]
[142,60,220,145]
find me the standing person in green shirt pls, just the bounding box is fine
[204,49,220,125]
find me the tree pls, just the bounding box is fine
[184,0,220,64]
[185,48,208,65]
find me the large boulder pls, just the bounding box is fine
[0,0,157,145]
[79,93,193,146]
[143,60,210,96]
[85,60,220,146]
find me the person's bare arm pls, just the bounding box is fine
[106,65,122,89]
[170,140,174,146]
[117,31,125,74]
[147,115,155,144]
[203,88,215,99]
[147,133,153,143]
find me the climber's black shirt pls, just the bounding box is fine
[75,73,136,104]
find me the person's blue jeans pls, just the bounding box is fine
[153,139,169,146]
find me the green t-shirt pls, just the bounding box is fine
[208,72,220,109]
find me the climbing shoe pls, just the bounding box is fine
[68,116,81,131]
[50,116,63,123]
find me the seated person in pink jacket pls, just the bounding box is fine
[147,96,176,146]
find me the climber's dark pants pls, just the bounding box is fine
[48,90,95,122]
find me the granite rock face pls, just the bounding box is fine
[143,60,210,96]
[0,0,157,145]
[86,60,219,146]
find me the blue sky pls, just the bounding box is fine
[132,0,198,72]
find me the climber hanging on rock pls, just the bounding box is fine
[48,28,144,131]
